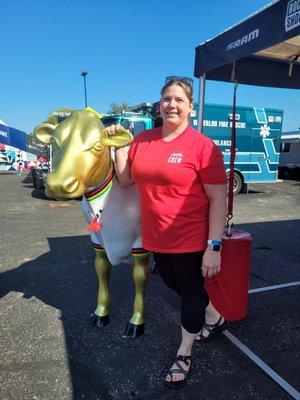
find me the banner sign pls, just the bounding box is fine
[0,124,27,151]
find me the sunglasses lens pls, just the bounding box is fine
[165,76,193,88]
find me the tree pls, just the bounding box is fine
[108,102,130,115]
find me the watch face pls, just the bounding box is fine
[212,244,221,251]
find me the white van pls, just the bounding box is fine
[279,132,300,179]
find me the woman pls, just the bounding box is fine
[109,77,227,388]
[17,151,23,176]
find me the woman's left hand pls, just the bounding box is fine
[201,248,221,278]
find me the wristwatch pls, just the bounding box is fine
[207,240,222,252]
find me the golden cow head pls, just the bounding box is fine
[34,109,133,200]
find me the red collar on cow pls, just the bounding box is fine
[84,170,115,201]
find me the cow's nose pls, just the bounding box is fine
[63,177,79,194]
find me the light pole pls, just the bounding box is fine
[81,70,88,108]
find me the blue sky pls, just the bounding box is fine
[1,0,299,133]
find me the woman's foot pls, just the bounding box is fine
[195,315,227,343]
[165,355,192,388]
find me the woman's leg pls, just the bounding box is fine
[165,252,207,383]
[206,300,225,324]
[173,252,208,333]
[153,252,180,294]
[195,300,226,340]
[164,325,196,384]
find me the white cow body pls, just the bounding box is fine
[81,175,142,265]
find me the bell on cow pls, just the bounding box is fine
[88,217,102,232]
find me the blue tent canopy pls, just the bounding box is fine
[194,0,300,129]
[194,0,300,89]
[0,124,27,151]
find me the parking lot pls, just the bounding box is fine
[0,172,299,400]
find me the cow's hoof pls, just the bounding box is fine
[124,322,144,337]
[90,313,109,328]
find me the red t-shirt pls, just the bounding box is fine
[128,125,227,253]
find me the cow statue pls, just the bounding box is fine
[34,108,150,337]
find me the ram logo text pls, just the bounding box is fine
[226,29,259,51]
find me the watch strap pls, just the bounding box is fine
[207,240,222,251]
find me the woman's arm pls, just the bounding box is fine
[202,184,227,278]
[114,146,133,187]
[105,124,133,187]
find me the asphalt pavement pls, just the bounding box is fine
[0,172,299,400]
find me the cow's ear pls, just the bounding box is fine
[102,126,133,148]
[34,123,56,144]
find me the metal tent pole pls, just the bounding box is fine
[197,73,206,132]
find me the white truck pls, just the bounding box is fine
[279,131,300,179]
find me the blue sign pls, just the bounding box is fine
[0,124,27,151]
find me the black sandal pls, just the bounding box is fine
[165,355,191,389]
[195,315,227,343]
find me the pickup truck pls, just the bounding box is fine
[102,102,161,135]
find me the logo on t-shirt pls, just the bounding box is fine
[168,153,183,164]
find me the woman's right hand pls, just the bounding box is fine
[106,124,133,187]
[105,124,124,137]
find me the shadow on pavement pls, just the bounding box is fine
[0,235,174,399]
[1,218,299,399]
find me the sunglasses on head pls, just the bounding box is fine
[165,76,194,88]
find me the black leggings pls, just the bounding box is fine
[153,251,208,334]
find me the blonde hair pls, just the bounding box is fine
[160,79,193,103]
